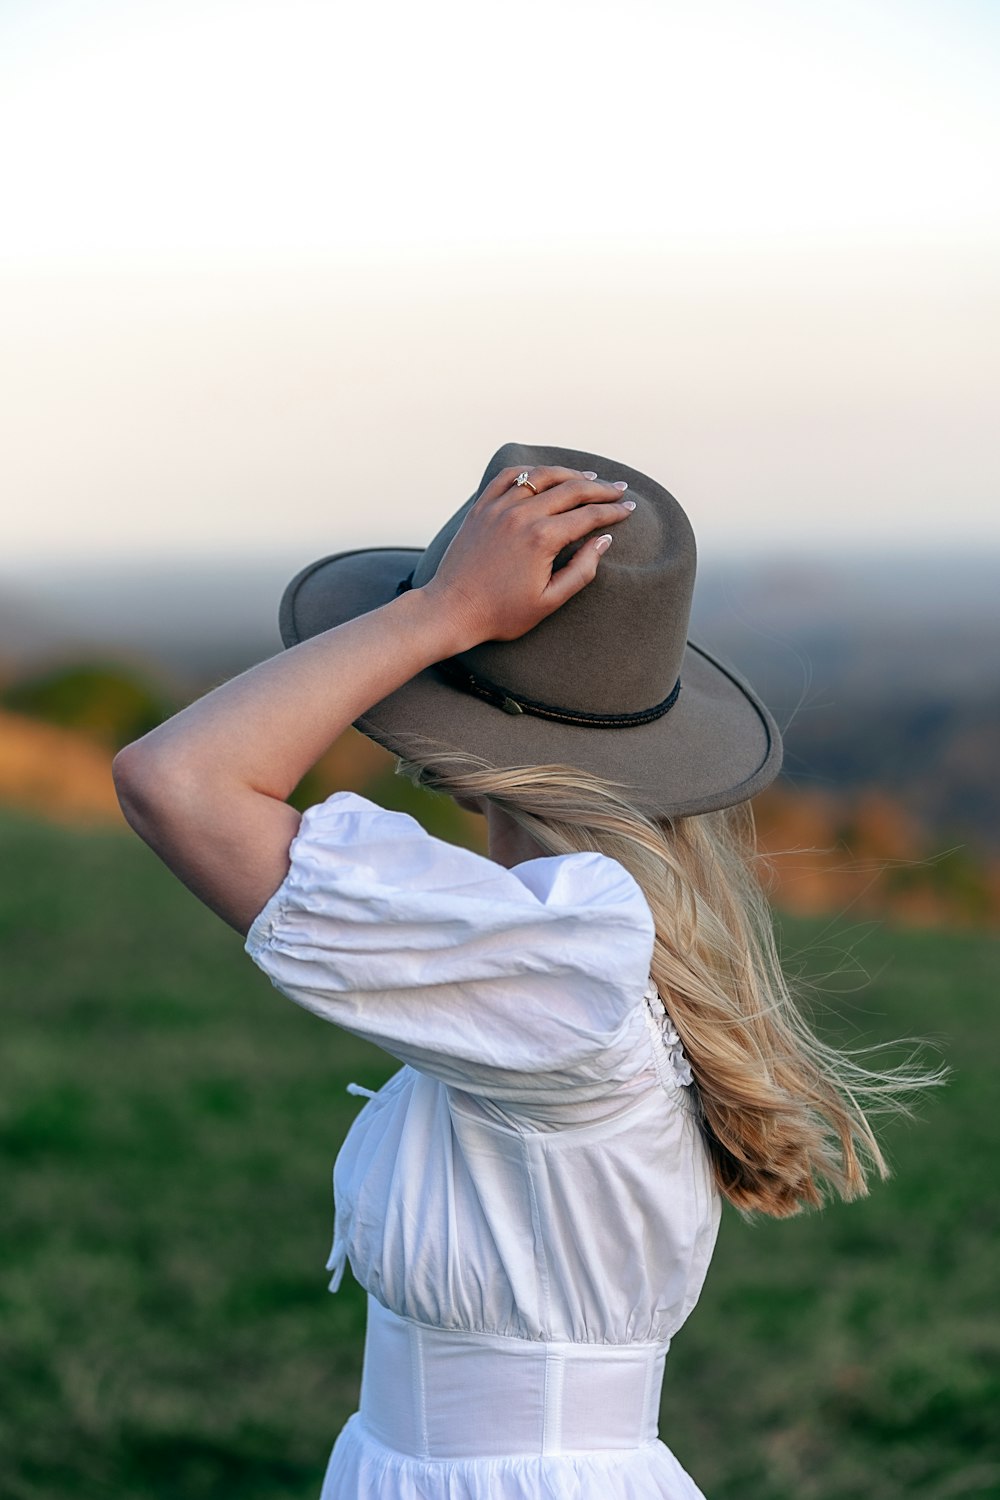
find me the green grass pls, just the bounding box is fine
[1,809,997,1499]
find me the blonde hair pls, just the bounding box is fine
[395,743,942,1219]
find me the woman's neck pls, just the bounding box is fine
[486,803,549,869]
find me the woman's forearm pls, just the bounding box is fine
[115,585,473,802]
[111,586,475,933]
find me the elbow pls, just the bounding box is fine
[112,743,190,837]
[112,743,156,833]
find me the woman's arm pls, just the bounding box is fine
[113,465,633,935]
[113,585,474,934]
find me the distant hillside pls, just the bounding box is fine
[1,684,995,927]
[2,550,998,865]
[4,550,999,689]
[689,554,1000,861]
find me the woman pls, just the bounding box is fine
[113,443,916,1499]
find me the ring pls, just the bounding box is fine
[514,470,538,495]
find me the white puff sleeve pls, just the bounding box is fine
[244,791,656,1106]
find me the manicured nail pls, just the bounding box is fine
[613,480,628,491]
[595,534,614,553]
[621,498,636,510]
[581,470,597,480]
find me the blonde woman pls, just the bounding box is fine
[114,444,916,1499]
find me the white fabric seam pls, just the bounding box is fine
[541,1348,565,1456]
[409,1319,430,1460]
[364,1293,669,1352]
[348,1419,667,1468]
[522,1138,553,1336]
[641,1345,656,1441]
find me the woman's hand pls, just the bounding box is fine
[420,465,635,645]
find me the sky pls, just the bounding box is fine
[1,0,998,573]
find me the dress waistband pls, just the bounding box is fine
[358,1294,669,1460]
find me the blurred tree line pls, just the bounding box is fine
[1,656,997,928]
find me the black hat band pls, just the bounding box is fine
[396,571,681,729]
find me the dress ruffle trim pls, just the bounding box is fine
[322,1413,708,1499]
[643,982,694,1089]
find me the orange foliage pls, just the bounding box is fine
[0,709,126,828]
[0,712,995,928]
[754,782,999,929]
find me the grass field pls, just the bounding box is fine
[2,807,997,1499]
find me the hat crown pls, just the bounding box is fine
[410,443,697,717]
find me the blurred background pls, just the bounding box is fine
[2,2,998,1497]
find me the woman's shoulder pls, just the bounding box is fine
[244,791,658,1103]
[288,790,652,924]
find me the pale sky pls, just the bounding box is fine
[1,0,998,569]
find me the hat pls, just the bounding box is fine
[278,442,782,818]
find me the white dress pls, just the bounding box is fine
[245,792,721,1499]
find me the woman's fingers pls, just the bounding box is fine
[484,464,578,501]
[541,499,635,550]
[532,470,629,514]
[484,465,628,513]
[535,489,635,612]
[541,528,614,610]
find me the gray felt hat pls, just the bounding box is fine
[278,442,782,817]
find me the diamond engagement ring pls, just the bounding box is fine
[514,471,538,494]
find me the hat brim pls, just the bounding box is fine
[280,546,782,818]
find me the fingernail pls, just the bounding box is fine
[595,534,614,554]
[613,480,629,491]
[581,470,597,480]
[621,498,636,510]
